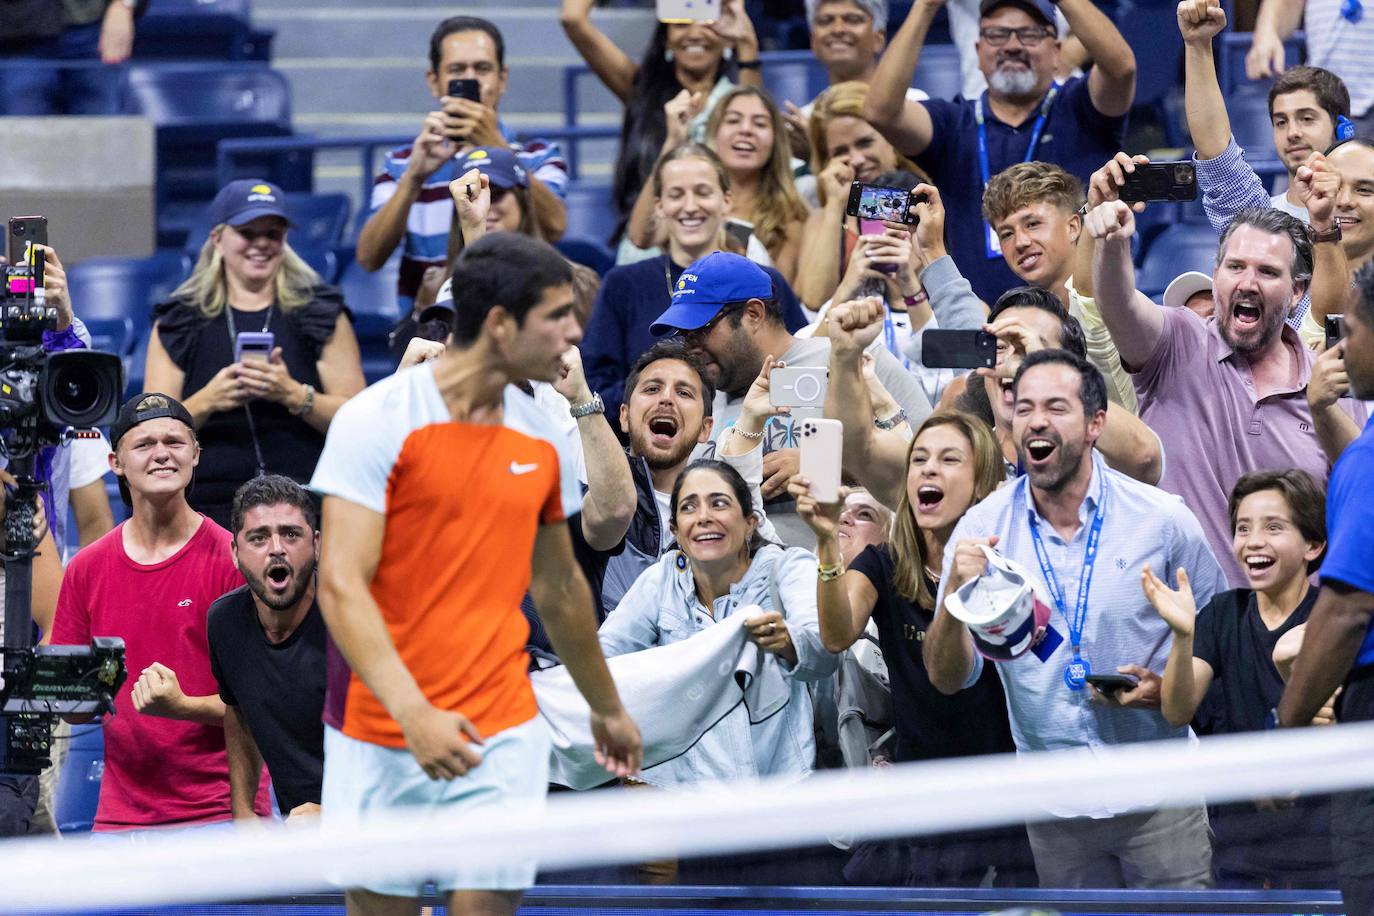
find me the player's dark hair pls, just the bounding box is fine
[449,233,573,345]
[429,16,505,71]
[625,340,716,418]
[988,286,1087,360]
[1012,348,1108,419]
[230,474,318,535]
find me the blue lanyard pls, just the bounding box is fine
[1025,472,1106,657]
[881,308,909,369]
[975,85,1059,188]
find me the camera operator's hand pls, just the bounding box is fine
[132,662,191,719]
[443,97,504,150]
[235,347,302,407]
[33,245,73,332]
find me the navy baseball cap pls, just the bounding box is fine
[979,0,1056,29]
[454,147,529,189]
[110,393,197,507]
[650,252,774,336]
[208,179,293,228]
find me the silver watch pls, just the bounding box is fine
[569,392,604,419]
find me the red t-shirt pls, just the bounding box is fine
[51,516,258,831]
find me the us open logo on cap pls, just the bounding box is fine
[677,279,686,290]
[468,150,489,161]
[247,183,277,203]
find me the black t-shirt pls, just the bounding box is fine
[849,544,1014,763]
[1192,587,1333,883]
[207,586,326,815]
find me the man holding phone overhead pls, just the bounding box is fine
[356,16,570,318]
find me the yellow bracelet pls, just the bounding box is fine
[818,561,845,582]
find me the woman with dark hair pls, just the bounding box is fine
[597,458,837,786]
[144,179,366,528]
[559,0,760,248]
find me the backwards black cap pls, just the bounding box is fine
[110,393,197,507]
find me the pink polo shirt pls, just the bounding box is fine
[1133,307,1365,587]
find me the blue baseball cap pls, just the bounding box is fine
[979,0,1056,29]
[454,146,529,190]
[650,252,774,336]
[208,179,293,228]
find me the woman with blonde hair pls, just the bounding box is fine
[628,86,810,283]
[144,179,366,527]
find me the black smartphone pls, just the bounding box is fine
[1326,314,1347,351]
[921,329,996,369]
[845,182,922,225]
[724,217,754,251]
[447,78,480,103]
[1119,161,1197,203]
[7,216,48,287]
[1085,673,1139,695]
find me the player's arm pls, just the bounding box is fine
[529,521,643,777]
[317,495,483,779]
[224,705,263,820]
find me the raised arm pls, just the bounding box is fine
[356,120,455,271]
[1296,154,1349,326]
[1246,0,1305,80]
[556,347,636,552]
[529,522,643,777]
[1060,0,1137,117]
[794,159,855,309]
[559,0,639,103]
[791,480,882,651]
[1140,565,1214,727]
[1180,0,1232,161]
[1087,199,1165,369]
[863,0,942,157]
[627,90,704,249]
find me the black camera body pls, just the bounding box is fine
[0,216,127,775]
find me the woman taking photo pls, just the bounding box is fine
[144,180,366,528]
[792,410,1033,886]
[598,458,837,786]
[581,143,806,419]
[626,86,809,282]
[559,0,759,251]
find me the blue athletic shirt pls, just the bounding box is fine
[1325,415,1374,667]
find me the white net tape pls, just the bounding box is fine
[4,721,1373,912]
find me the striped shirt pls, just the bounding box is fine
[1191,136,1309,328]
[1306,0,1374,117]
[936,452,1228,815]
[369,126,569,314]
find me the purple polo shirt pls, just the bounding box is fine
[1133,307,1366,587]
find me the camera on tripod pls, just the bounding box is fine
[0,216,128,775]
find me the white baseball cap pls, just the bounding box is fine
[1162,271,1213,310]
[945,545,1052,662]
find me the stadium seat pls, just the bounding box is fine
[1227,86,1278,162]
[761,53,828,109]
[1135,222,1219,298]
[134,0,274,61]
[121,65,293,247]
[557,236,616,277]
[54,723,104,834]
[339,255,402,382]
[911,44,962,102]
[67,251,190,358]
[563,182,618,247]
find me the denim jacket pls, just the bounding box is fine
[598,544,838,787]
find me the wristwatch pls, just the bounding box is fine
[874,409,907,430]
[569,392,604,419]
[1311,222,1343,244]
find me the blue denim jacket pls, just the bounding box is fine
[598,544,838,787]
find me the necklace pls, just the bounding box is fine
[224,302,274,338]
[663,256,677,301]
[223,301,276,477]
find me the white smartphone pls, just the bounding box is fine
[799,418,843,504]
[655,0,719,22]
[769,366,828,410]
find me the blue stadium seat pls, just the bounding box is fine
[339,254,402,382]
[557,236,616,277]
[1227,86,1278,162]
[67,251,190,358]
[563,182,618,246]
[911,44,962,102]
[54,723,104,834]
[1136,222,1219,298]
[134,0,274,61]
[122,65,293,247]
[760,53,828,109]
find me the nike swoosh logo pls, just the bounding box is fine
[509,461,539,475]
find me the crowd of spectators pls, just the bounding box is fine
[6,0,1374,910]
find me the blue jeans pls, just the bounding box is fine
[0,22,122,115]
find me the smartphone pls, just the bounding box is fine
[921,329,997,370]
[856,219,898,275]
[724,217,754,251]
[768,366,827,410]
[845,182,920,225]
[1118,161,1198,204]
[446,78,480,103]
[799,418,843,504]
[655,0,720,22]
[7,216,48,292]
[1085,673,1139,695]
[235,331,274,363]
[1326,314,1347,351]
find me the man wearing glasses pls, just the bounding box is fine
[865,0,1137,304]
